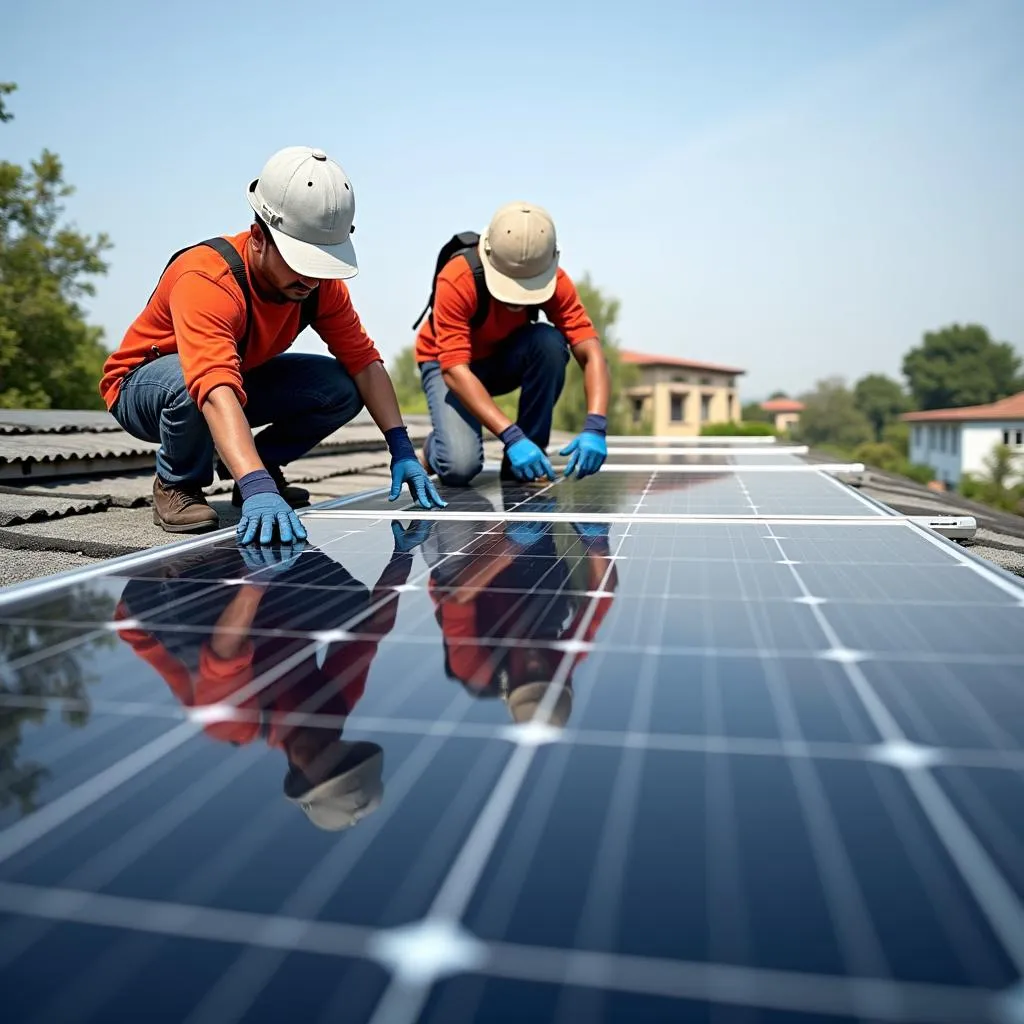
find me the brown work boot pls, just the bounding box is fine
[152,477,220,533]
[230,464,310,509]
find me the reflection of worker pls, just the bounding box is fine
[421,487,617,726]
[113,526,425,830]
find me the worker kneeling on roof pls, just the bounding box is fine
[412,202,612,486]
[99,146,445,544]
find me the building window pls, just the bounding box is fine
[928,426,936,450]
[670,393,686,422]
[951,429,959,455]
[728,394,735,419]
[699,376,712,386]
[912,426,922,448]
[1017,431,1023,446]
[631,397,644,424]
[700,393,712,422]
[1004,430,1011,445]
[671,375,689,384]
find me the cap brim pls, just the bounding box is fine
[478,237,557,305]
[246,185,358,280]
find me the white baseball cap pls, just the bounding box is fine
[246,146,358,280]
[479,201,559,305]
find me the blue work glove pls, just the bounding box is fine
[236,470,308,546]
[561,414,608,479]
[500,424,555,481]
[573,521,612,548]
[391,519,434,553]
[385,426,448,510]
[505,520,549,550]
[239,540,308,577]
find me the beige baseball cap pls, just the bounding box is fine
[246,146,358,280]
[479,201,559,305]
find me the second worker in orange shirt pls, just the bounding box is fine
[100,146,445,544]
[412,202,612,486]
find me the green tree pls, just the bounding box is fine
[767,390,789,400]
[0,83,113,409]
[552,272,638,435]
[853,373,911,441]
[902,323,1022,412]
[793,376,873,451]
[741,400,773,423]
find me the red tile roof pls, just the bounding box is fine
[619,349,746,375]
[901,391,1024,423]
[760,398,804,413]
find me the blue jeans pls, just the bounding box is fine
[111,353,365,487]
[419,322,570,486]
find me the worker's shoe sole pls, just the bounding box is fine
[152,509,219,534]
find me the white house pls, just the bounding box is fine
[902,391,1024,488]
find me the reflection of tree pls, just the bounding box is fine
[0,587,118,816]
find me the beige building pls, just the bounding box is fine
[760,397,804,433]
[620,350,746,436]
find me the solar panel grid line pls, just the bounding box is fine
[602,435,779,445]
[757,521,1024,980]
[5,688,1024,774]
[580,445,811,456]
[0,880,1008,1024]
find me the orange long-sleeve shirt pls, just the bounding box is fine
[99,231,383,411]
[413,255,598,370]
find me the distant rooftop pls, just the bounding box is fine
[760,398,805,413]
[619,349,746,376]
[901,391,1024,423]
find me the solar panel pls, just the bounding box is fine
[0,446,1022,1024]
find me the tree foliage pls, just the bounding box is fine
[552,272,638,435]
[741,400,773,423]
[0,82,113,409]
[792,376,873,450]
[853,373,911,441]
[902,323,1022,412]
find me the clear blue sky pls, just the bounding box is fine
[4,0,1023,400]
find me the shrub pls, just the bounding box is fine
[700,421,777,437]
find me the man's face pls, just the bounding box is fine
[250,224,320,303]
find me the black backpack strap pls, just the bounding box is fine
[199,237,252,364]
[145,237,253,364]
[412,231,483,331]
[462,247,490,331]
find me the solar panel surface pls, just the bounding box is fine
[0,447,1022,1024]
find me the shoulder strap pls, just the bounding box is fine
[199,237,252,363]
[146,237,253,363]
[412,231,484,331]
[462,247,490,331]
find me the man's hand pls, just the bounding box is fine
[561,414,608,480]
[391,519,434,553]
[239,540,308,576]
[505,520,549,550]
[502,425,555,481]
[572,521,611,547]
[236,469,307,546]
[389,458,447,509]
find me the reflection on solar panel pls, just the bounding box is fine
[0,442,1022,1024]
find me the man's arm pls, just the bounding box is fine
[353,360,407,433]
[571,337,610,420]
[203,385,265,482]
[441,364,514,438]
